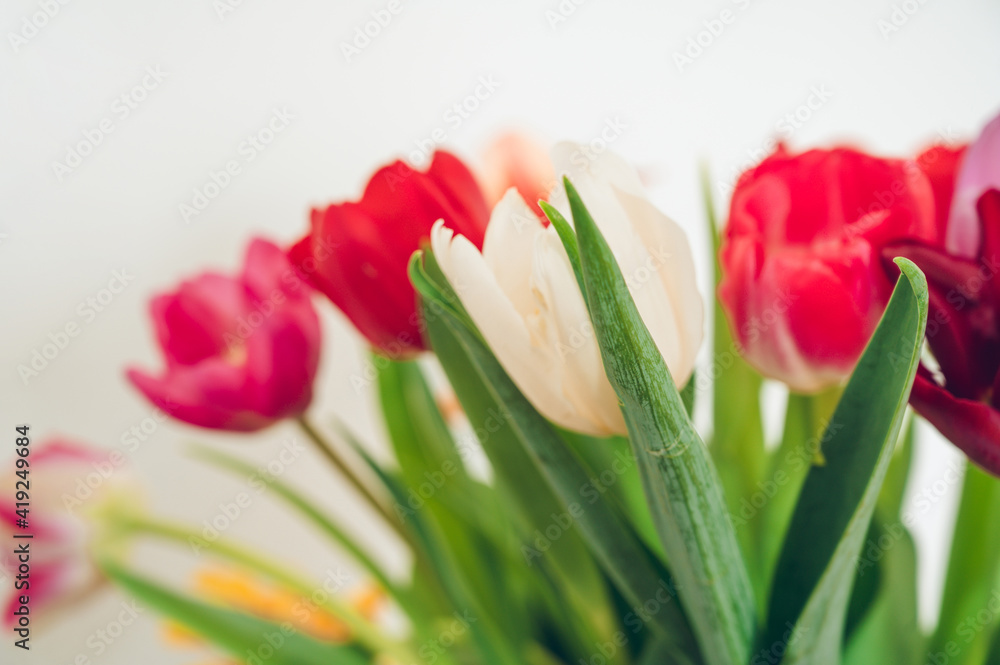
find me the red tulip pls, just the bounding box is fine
[289,151,489,357]
[914,143,967,243]
[128,238,321,431]
[719,144,937,392]
[2,440,113,625]
[885,189,1000,475]
[878,113,1000,475]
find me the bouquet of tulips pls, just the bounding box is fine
[9,112,1000,665]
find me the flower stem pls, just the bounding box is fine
[294,416,408,543]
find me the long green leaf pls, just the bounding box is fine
[376,358,532,660]
[101,560,370,665]
[568,177,755,665]
[762,258,928,665]
[843,518,922,665]
[410,251,699,660]
[929,464,1000,665]
[190,446,402,600]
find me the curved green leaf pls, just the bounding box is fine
[101,560,370,665]
[568,177,756,665]
[409,250,699,660]
[762,258,928,665]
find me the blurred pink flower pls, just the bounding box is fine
[2,440,111,625]
[128,238,321,432]
[947,114,1000,258]
[478,131,555,219]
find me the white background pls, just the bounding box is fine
[1,0,998,663]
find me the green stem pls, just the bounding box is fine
[295,416,408,541]
[107,515,417,663]
[190,445,405,603]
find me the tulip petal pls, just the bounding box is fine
[152,275,246,367]
[613,188,703,385]
[532,229,626,434]
[910,371,1000,475]
[949,113,1000,258]
[481,189,547,321]
[432,220,591,433]
[550,142,703,387]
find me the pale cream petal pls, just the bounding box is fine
[531,230,626,435]
[614,188,704,385]
[482,189,544,321]
[431,221,592,433]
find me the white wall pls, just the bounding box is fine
[1,0,997,662]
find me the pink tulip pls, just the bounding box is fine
[947,114,1000,258]
[128,238,321,432]
[478,131,555,219]
[2,440,111,625]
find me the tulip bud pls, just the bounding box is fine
[719,144,937,393]
[289,151,489,357]
[127,238,321,431]
[882,110,1000,476]
[432,142,703,436]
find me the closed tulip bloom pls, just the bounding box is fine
[719,145,938,393]
[289,151,490,357]
[128,238,321,432]
[431,143,703,436]
[884,111,1000,475]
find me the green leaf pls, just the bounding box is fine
[376,357,534,655]
[100,560,370,665]
[410,250,699,660]
[540,200,586,296]
[762,258,929,665]
[568,176,755,665]
[928,464,1000,665]
[843,518,923,665]
[758,388,841,608]
[190,446,403,602]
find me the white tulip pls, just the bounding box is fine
[431,142,703,436]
